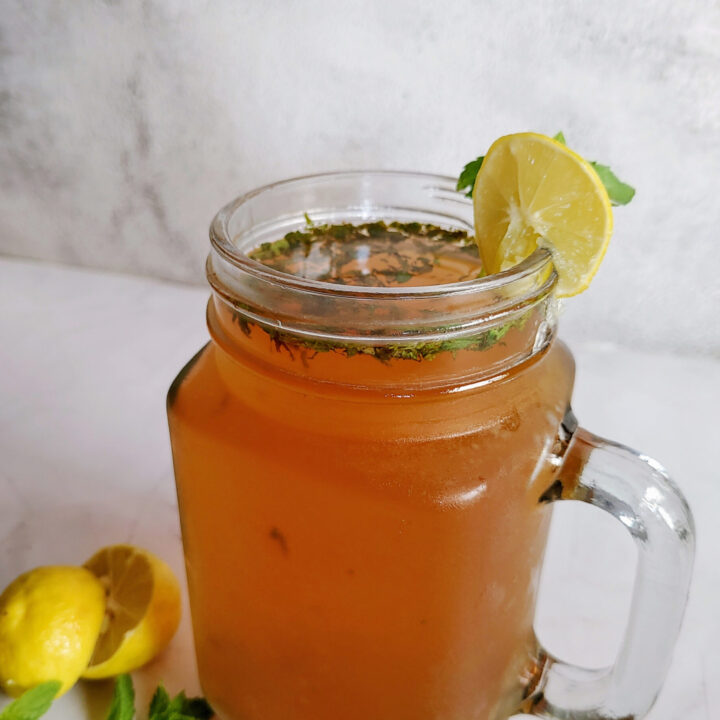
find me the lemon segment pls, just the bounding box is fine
[472,132,613,297]
[0,566,106,697]
[81,544,181,679]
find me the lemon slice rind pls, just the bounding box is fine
[472,132,613,297]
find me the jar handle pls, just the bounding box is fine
[526,410,695,719]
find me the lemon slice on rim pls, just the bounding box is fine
[472,132,613,297]
[81,545,181,679]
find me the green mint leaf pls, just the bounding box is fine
[552,132,635,204]
[169,693,213,720]
[394,271,412,283]
[149,689,213,720]
[106,675,135,720]
[459,133,635,207]
[303,212,313,227]
[589,161,636,206]
[166,691,187,714]
[179,698,214,719]
[149,686,171,718]
[0,682,61,720]
[456,156,484,197]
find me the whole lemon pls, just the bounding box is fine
[0,566,106,697]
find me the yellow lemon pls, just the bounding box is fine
[472,132,613,297]
[0,566,106,697]
[81,544,181,679]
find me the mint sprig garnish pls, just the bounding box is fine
[111,675,213,720]
[456,156,484,198]
[0,681,60,720]
[587,162,635,206]
[147,683,214,720]
[0,676,213,720]
[456,131,635,206]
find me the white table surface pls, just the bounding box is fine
[0,256,717,720]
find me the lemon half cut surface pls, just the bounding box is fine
[82,544,181,679]
[472,132,614,297]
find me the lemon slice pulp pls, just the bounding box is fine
[82,544,181,679]
[472,132,613,297]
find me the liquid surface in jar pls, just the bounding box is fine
[247,221,484,287]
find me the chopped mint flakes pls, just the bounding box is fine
[231,307,531,363]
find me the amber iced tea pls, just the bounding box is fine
[168,171,694,720]
[168,208,573,719]
[169,338,572,720]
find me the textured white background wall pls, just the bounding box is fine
[2,1,719,353]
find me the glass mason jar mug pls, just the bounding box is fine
[167,172,694,720]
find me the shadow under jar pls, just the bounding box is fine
[167,172,694,720]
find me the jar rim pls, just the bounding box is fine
[209,169,556,301]
[206,167,559,386]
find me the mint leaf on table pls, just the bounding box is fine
[106,675,135,720]
[148,686,213,720]
[177,697,214,719]
[0,675,213,720]
[105,675,213,720]
[148,686,171,717]
[456,155,484,197]
[553,130,566,144]
[0,681,61,720]
[588,161,636,205]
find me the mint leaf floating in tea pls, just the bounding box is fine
[0,681,61,720]
[240,219,537,360]
[248,221,482,289]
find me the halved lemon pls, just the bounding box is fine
[472,132,613,297]
[81,545,181,679]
